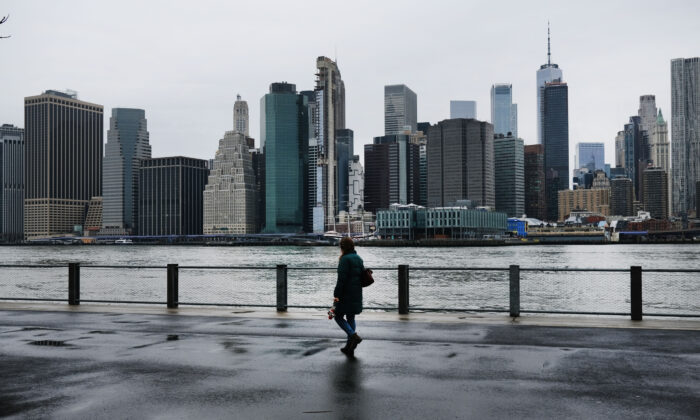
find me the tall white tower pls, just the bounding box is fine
[233,94,249,136]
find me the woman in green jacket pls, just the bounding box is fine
[333,237,364,356]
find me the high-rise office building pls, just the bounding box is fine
[524,144,546,220]
[364,134,420,213]
[543,81,569,221]
[622,116,649,202]
[671,57,700,216]
[233,94,249,136]
[261,82,308,233]
[24,90,103,239]
[643,167,668,220]
[536,24,563,145]
[0,124,24,241]
[450,101,476,119]
[427,119,495,208]
[491,84,518,138]
[615,131,625,169]
[251,148,265,233]
[203,130,256,234]
[493,134,524,217]
[336,129,354,213]
[697,180,700,216]
[102,108,151,235]
[636,95,670,210]
[385,85,417,135]
[138,157,208,236]
[314,57,345,229]
[610,177,634,216]
[575,142,604,172]
[348,155,364,213]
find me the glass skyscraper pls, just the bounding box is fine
[494,135,524,217]
[491,84,517,138]
[543,82,569,221]
[336,129,354,213]
[384,84,417,135]
[536,25,563,145]
[575,142,604,171]
[261,83,308,233]
[0,124,24,241]
[102,108,151,234]
[449,101,476,119]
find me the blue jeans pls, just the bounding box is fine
[334,310,356,337]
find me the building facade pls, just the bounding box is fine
[575,142,604,172]
[610,177,634,216]
[233,94,249,136]
[524,144,546,220]
[537,25,563,144]
[385,84,417,135]
[24,90,103,239]
[490,84,517,137]
[543,81,569,221]
[449,101,476,119]
[348,155,364,213]
[336,128,354,213]
[0,124,24,241]
[558,188,610,221]
[138,157,208,236]
[102,108,151,234]
[203,131,256,234]
[493,134,524,217]
[427,119,495,208]
[364,134,420,213]
[251,148,265,233]
[642,167,668,220]
[671,57,700,216]
[261,83,308,233]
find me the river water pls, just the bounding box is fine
[1,244,699,315]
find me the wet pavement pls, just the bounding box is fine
[1,308,699,419]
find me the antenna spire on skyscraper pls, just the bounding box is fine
[547,21,551,66]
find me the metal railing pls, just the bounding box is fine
[0,263,699,319]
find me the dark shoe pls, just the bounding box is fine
[340,346,354,357]
[348,333,363,351]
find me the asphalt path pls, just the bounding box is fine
[1,309,699,419]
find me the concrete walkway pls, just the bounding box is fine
[1,303,699,419]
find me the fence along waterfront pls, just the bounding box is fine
[0,264,698,319]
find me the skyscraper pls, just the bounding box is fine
[233,94,249,136]
[261,82,308,233]
[493,134,524,217]
[315,56,345,229]
[364,134,420,213]
[348,155,364,213]
[491,84,517,137]
[671,57,700,216]
[614,131,625,169]
[610,177,634,216]
[542,81,569,221]
[24,90,103,239]
[102,108,151,234]
[524,144,546,220]
[536,24,563,144]
[385,84,417,135]
[450,101,476,119]
[336,129,354,213]
[427,119,495,208]
[622,116,648,201]
[643,167,668,220]
[203,130,257,234]
[0,124,24,241]
[575,142,605,171]
[138,157,208,236]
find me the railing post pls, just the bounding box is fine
[276,264,287,312]
[68,262,80,305]
[509,265,520,317]
[631,266,642,321]
[398,264,409,315]
[167,264,179,309]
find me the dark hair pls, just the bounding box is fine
[339,237,355,255]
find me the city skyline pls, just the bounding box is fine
[1,1,698,175]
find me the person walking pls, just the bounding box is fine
[333,237,364,357]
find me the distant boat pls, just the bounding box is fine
[115,238,133,244]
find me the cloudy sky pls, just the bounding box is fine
[2,0,699,170]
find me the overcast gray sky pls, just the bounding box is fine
[2,0,699,171]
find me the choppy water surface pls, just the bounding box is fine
[1,244,699,315]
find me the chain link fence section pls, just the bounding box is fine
[81,266,165,304]
[408,268,509,312]
[178,267,276,307]
[520,269,629,315]
[286,267,397,310]
[0,265,66,301]
[643,270,700,316]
